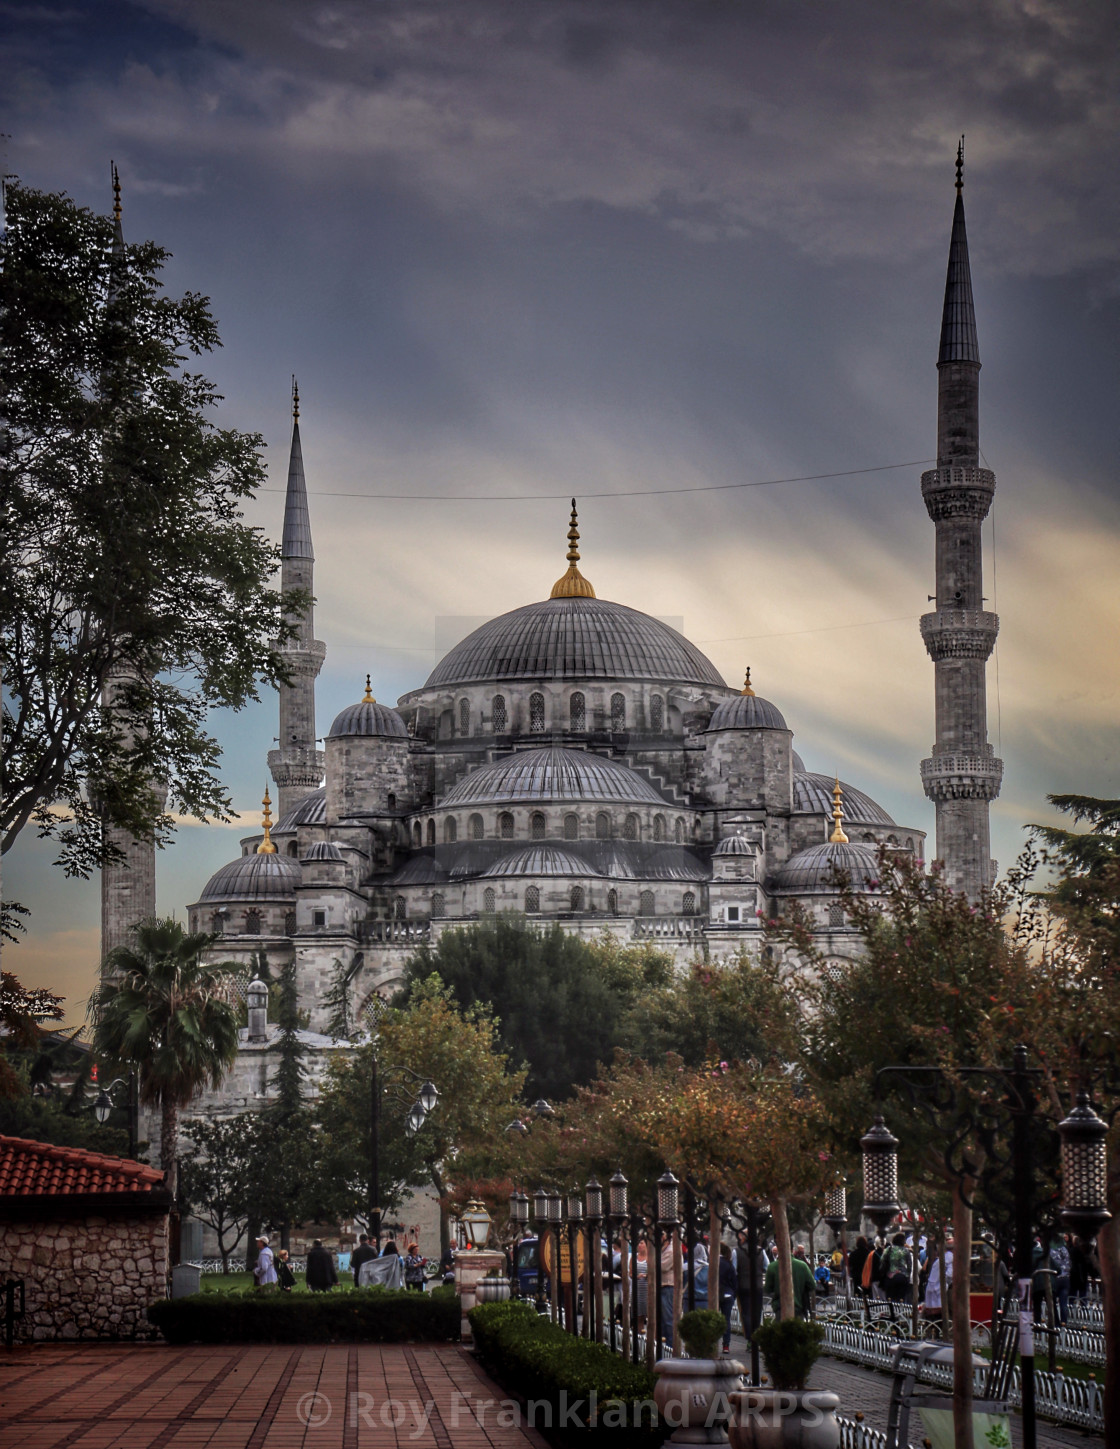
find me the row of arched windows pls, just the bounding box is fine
[453,691,668,737]
[212,909,298,937]
[415,810,691,844]
[403,888,698,920]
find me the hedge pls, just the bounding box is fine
[468,1301,661,1446]
[148,1285,460,1344]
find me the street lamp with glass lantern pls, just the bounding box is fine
[1058,1093,1111,1240]
[91,1071,139,1159]
[654,1169,679,1359]
[585,1177,603,1342]
[860,1115,900,1232]
[546,1189,563,1325]
[461,1199,492,1250]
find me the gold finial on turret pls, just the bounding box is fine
[292,375,300,423]
[829,776,849,844]
[363,673,375,703]
[111,161,122,223]
[257,786,278,854]
[955,136,964,194]
[550,498,596,599]
[741,667,755,697]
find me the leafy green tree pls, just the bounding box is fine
[0,970,64,1098]
[0,181,300,884]
[180,1115,256,1273]
[90,917,240,1194]
[400,917,670,1100]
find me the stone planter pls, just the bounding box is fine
[728,1389,840,1449]
[653,1357,746,1444]
[475,1276,511,1303]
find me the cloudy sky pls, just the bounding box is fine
[4,0,1119,1022]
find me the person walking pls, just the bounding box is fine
[734,1231,767,1340]
[276,1248,296,1292]
[351,1234,377,1284]
[880,1233,913,1308]
[253,1235,278,1292]
[659,1235,676,1351]
[717,1243,738,1353]
[765,1245,815,1319]
[923,1238,952,1319]
[404,1243,427,1291]
[306,1239,338,1292]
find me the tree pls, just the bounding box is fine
[400,917,671,1100]
[180,1116,256,1273]
[0,969,63,1098]
[0,182,301,883]
[90,917,240,1194]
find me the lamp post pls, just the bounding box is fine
[532,1187,550,1311]
[91,1070,138,1159]
[654,1169,679,1360]
[585,1176,603,1343]
[608,1167,629,1357]
[461,1199,492,1250]
[566,1187,584,1337]
[546,1189,563,1326]
[368,1054,438,1250]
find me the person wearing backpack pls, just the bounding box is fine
[880,1233,912,1303]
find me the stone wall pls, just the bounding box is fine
[2,1211,168,1342]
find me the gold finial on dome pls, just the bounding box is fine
[829,776,849,844]
[740,667,755,697]
[111,160,122,223]
[362,673,375,703]
[257,786,278,854]
[550,498,596,599]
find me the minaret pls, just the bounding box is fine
[101,164,165,956]
[919,142,1003,897]
[267,379,326,816]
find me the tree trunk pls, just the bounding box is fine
[1098,1212,1120,1449]
[709,1197,723,1312]
[160,1095,179,1198]
[940,1235,950,1342]
[673,1228,683,1355]
[621,1224,631,1359]
[770,1197,794,1320]
[951,1177,975,1449]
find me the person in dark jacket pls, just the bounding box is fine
[718,1244,738,1351]
[306,1239,338,1292]
[734,1231,767,1339]
[350,1234,377,1284]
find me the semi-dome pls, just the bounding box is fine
[199,853,300,902]
[440,747,668,808]
[771,841,881,895]
[713,832,754,856]
[483,845,599,878]
[274,788,326,832]
[793,773,895,827]
[302,841,344,861]
[423,596,726,690]
[328,680,407,740]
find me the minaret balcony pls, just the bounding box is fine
[275,638,327,678]
[267,747,325,791]
[920,609,999,662]
[920,753,1003,802]
[921,466,995,523]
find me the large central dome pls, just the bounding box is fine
[424,596,726,690]
[440,746,668,807]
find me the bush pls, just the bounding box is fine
[148,1286,459,1344]
[751,1317,825,1391]
[469,1301,660,1446]
[677,1308,726,1359]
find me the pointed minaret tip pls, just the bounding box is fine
[257,786,278,854]
[281,378,313,562]
[292,374,300,424]
[111,160,122,223]
[549,498,596,599]
[938,139,980,367]
[956,135,964,194]
[363,674,375,703]
[829,776,849,844]
[740,667,755,697]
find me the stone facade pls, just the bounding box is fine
[3,1212,168,1342]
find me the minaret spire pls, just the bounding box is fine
[919,148,1002,897]
[267,380,326,816]
[829,777,849,845]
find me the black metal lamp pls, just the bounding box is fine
[505,1118,530,1137]
[510,1190,529,1227]
[585,1176,603,1221]
[93,1088,113,1126]
[547,1189,563,1224]
[533,1187,550,1222]
[1058,1092,1111,1240]
[566,1187,584,1222]
[656,1168,680,1227]
[419,1080,439,1114]
[405,1101,426,1135]
[609,1167,628,1219]
[861,1115,900,1230]
[533,1098,556,1119]
[823,1184,847,1240]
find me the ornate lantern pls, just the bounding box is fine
[585,1176,603,1222]
[824,1184,847,1241]
[1059,1092,1111,1241]
[657,1169,680,1228]
[861,1115,900,1230]
[533,1187,550,1223]
[566,1188,584,1222]
[609,1167,629,1219]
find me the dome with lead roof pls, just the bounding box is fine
[328,679,407,739]
[483,845,600,878]
[198,853,300,902]
[274,788,326,832]
[771,841,881,895]
[713,833,754,857]
[707,672,787,732]
[793,773,895,826]
[440,746,667,808]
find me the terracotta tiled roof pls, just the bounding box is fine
[0,1135,166,1197]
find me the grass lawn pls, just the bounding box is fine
[201,1271,358,1293]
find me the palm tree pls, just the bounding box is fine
[91,917,241,1193]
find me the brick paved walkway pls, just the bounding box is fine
[0,1344,550,1449]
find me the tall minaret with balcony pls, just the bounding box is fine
[919,144,1003,896]
[267,381,326,816]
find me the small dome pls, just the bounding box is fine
[771,841,881,895]
[274,788,327,832]
[440,746,667,809]
[328,699,407,740]
[483,845,599,879]
[713,833,753,857]
[302,841,344,861]
[792,750,806,773]
[793,773,895,827]
[707,693,788,732]
[199,852,300,903]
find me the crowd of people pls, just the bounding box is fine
[249,1232,435,1292]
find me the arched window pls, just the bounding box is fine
[387,792,396,811]
[493,695,507,734]
[607,889,618,916]
[639,890,655,917]
[531,811,546,840]
[595,811,611,840]
[530,692,546,733]
[444,817,458,844]
[394,895,407,920]
[211,912,225,936]
[611,692,626,732]
[525,885,540,913]
[287,840,298,857]
[426,818,436,846]
[469,813,484,841]
[483,887,496,914]
[412,821,422,847]
[675,818,685,844]
[431,893,445,919]
[570,692,586,732]
[623,813,640,841]
[564,813,579,840]
[459,699,470,736]
[653,814,666,842]
[284,910,297,936]
[570,885,585,912]
[682,891,696,916]
[650,694,664,732]
[862,833,875,843]
[499,811,515,840]
[887,834,899,847]
[828,903,845,928]
[905,837,915,852]
[244,909,262,935]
